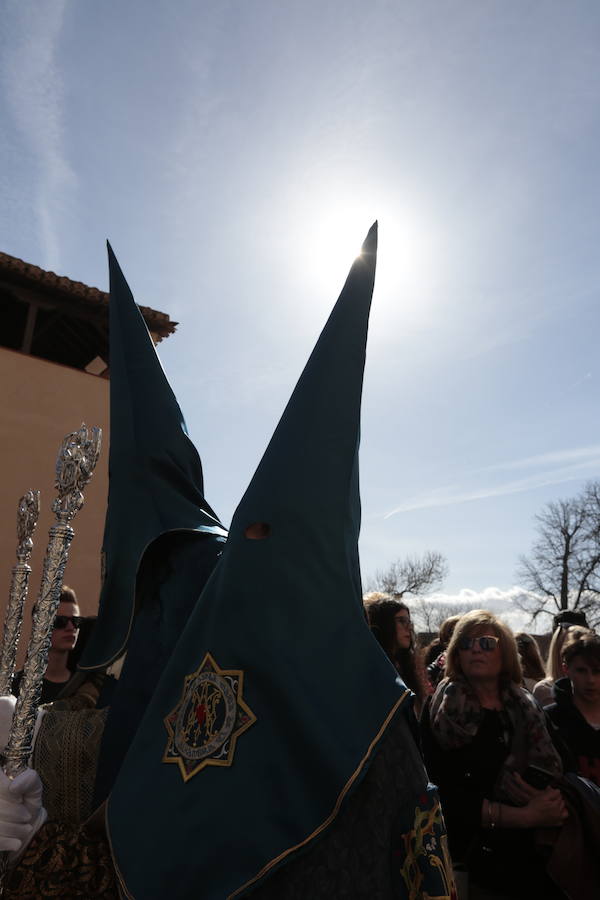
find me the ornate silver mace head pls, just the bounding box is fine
[16,490,41,564]
[52,424,102,525]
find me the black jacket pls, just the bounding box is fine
[545,677,600,786]
[420,697,510,863]
[420,697,564,898]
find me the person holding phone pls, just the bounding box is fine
[420,609,567,899]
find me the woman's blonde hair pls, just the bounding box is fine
[546,624,589,681]
[439,614,462,647]
[515,632,546,682]
[445,609,522,684]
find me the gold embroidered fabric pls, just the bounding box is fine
[32,707,108,825]
[5,823,118,899]
[50,671,106,711]
[6,710,437,899]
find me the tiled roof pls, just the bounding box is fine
[0,251,177,339]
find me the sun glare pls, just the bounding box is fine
[304,203,443,310]
[280,173,448,334]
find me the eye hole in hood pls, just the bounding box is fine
[244,522,271,540]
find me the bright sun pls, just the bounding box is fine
[304,204,442,309]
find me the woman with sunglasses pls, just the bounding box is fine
[12,586,81,704]
[420,609,567,899]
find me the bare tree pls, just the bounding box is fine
[408,598,475,634]
[516,484,600,627]
[368,551,448,599]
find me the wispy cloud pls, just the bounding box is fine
[384,444,600,518]
[480,442,600,474]
[542,371,593,409]
[1,2,74,267]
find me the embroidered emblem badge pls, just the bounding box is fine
[163,652,256,782]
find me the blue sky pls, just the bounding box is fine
[2,1,600,626]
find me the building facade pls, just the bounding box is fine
[0,251,175,661]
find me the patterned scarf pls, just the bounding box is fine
[430,676,562,801]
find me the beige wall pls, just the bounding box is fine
[0,348,109,664]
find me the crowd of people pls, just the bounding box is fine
[4,592,598,899]
[364,594,600,898]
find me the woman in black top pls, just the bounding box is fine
[421,609,567,899]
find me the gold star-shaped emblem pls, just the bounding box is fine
[163,652,256,782]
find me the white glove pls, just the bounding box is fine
[0,768,47,860]
[0,695,16,752]
[0,695,45,756]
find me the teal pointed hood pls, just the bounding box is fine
[79,244,227,670]
[108,223,409,899]
[229,223,378,593]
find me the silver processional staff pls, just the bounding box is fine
[3,424,101,778]
[0,425,101,894]
[0,492,41,697]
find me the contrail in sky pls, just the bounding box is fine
[384,445,600,518]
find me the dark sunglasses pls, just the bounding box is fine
[458,635,500,652]
[53,615,82,630]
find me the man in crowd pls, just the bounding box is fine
[12,587,81,705]
[546,630,600,786]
